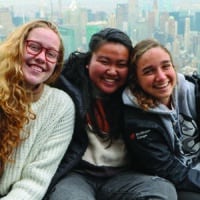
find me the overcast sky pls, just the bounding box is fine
[1,0,199,15]
[0,0,128,13]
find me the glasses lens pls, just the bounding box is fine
[46,50,59,63]
[27,41,41,55]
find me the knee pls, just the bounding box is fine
[146,176,177,200]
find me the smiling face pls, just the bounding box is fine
[22,27,60,89]
[87,42,129,94]
[136,47,177,106]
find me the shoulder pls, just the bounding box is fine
[32,85,75,114]
[124,106,161,126]
[123,100,170,137]
[47,85,74,104]
[177,73,195,93]
[48,86,73,101]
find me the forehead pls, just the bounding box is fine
[142,47,169,58]
[94,42,129,57]
[27,27,60,49]
[138,47,170,65]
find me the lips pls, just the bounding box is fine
[103,77,120,87]
[29,64,44,73]
[154,82,169,89]
[104,78,116,83]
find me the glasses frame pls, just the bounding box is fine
[25,40,59,64]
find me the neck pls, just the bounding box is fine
[164,96,173,109]
[91,84,109,99]
[32,84,44,102]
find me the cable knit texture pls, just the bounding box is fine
[0,85,75,200]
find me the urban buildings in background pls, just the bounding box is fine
[0,0,200,74]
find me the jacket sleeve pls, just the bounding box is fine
[124,106,200,192]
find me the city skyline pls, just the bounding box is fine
[1,0,200,74]
[1,0,200,17]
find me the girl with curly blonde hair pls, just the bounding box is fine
[0,20,74,199]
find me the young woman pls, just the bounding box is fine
[45,29,177,200]
[0,20,75,199]
[123,39,200,199]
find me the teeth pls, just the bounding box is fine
[104,78,115,83]
[32,66,43,72]
[155,82,168,88]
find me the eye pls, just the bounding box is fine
[98,59,109,65]
[28,43,41,52]
[143,67,154,75]
[117,63,128,68]
[163,63,172,70]
[46,50,58,58]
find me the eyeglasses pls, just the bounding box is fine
[26,40,59,63]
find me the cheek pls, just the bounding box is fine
[23,51,33,65]
[23,48,29,59]
[138,77,152,90]
[120,68,129,81]
[171,69,177,82]
[48,64,57,77]
[88,63,103,78]
[88,67,96,80]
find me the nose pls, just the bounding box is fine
[106,65,118,75]
[35,49,46,62]
[156,68,166,81]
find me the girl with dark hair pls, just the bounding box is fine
[46,29,177,200]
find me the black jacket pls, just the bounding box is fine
[43,75,89,199]
[123,105,200,192]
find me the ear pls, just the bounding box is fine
[86,65,89,69]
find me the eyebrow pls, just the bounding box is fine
[97,55,128,62]
[142,60,172,70]
[161,60,171,64]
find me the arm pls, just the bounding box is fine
[124,106,200,192]
[1,93,75,200]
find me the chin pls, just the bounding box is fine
[102,90,114,95]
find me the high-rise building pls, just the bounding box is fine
[128,0,139,40]
[159,12,169,32]
[59,26,75,58]
[116,3,128,31]
[169,11,189,35]
[184,17,191,51]
[167,16,178,39]
[63,0,88,52]
[194,12,200,32]
[0,7,14,39]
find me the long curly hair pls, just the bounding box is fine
[0,20,64,176]
[129,39,175,110]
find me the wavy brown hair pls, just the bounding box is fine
[0,20,64,176]
[129,39,175,110]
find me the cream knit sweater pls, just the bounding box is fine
[0,85,75,200]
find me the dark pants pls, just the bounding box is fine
[48,171,177,200]
[178,191,200,200]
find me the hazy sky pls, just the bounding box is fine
[1,0,199,15]
[0,0,128,13]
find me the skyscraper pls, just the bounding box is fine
[116,3,128,31]
[128,0,139,41]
